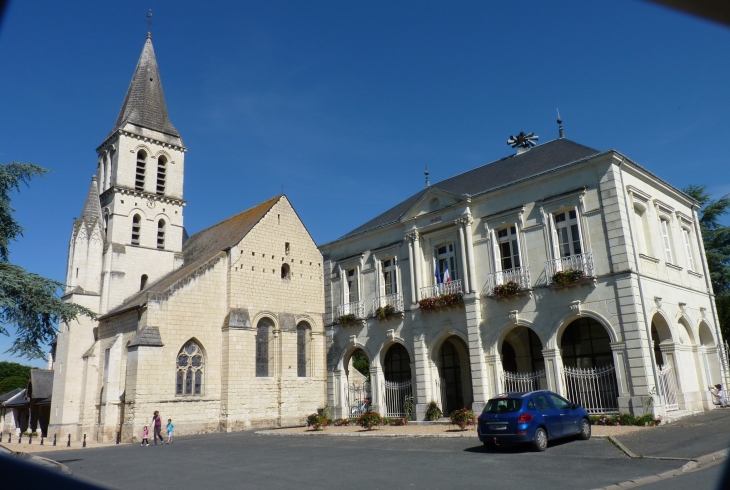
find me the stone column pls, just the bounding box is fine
[456,218,470,293]
[610,341,632,414]
[412,328,432,420]
[542,348,564,395]
[405,234,417,305]
[413,232,422,301]
[370,365,385,415]
[484,354,502,398]
[464,295,488,412]
[464,215,477,293]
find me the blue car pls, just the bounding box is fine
[477,390,591,451]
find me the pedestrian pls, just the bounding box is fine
[152,411,164,445]
[709,384,728,407]
[166,419,174,444]
[141,426,149,446]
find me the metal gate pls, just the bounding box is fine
[383,380,412,417]
[658,363,679,412]
[434,378,447,414]
[501,369,547,393]
[562,364,619,414]
[347,381,371,418]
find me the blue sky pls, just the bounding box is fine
[0,1,728,367]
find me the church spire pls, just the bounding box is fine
[112,34,180,138]
[79,175,103,224]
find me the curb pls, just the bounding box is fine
[255,430,478,438]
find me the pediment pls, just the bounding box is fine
[401,188,468,221]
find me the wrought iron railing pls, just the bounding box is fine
[658,363,679,411]
[347,381,371,419]
[420,279,463,300]
[337,301,365,319]
[484,266,531,296]
[562,364,619,414]
[546,252,595,284]
[372,292,404,314]
[383,379,413,418]
[502,369,547,393]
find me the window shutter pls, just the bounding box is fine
[682,230,695,271]
[342,268,348,304]
[393,257,399,295]
[513,224,523,268]
[661,220,673,263]
[573,206,585,254]
[490,229,502,273]
[548,213,560,260]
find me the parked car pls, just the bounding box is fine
[477,390,591,451]
[0,444,72,475]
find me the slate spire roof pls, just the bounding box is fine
[112,34,180,138]
[79,175,102,224]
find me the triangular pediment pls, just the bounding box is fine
[400,188,468,221]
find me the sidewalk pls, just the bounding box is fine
[0,438,128,454]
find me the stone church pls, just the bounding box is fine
[49,34,326,443]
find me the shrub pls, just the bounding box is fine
[426,401,443,421]
[357,410,382,430]
[419,292,464,311]
[590,413,662,427]
[492,280,522,299]
[382,417,408,426]
[552,268,585,286]
[338,313,359,326]
[450,408,477,430]
[375,304,397,321]
[306,413,330,430]
[333,418,352,426]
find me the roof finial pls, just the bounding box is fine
[424,166,430,188]
[146,9,154,38]
[557,109,564,139]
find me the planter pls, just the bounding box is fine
[419,292,464,311]
[375,304,397,322]
[491,280,523,299]
[338,313,360,326]
[551,268,586,287]
[449,408,476,430]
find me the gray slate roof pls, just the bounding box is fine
[2,388,27,407]
[338,138,600,241]
[27,370,54,400]
[129,327,164,347]
[112,34,180,138]
[79,176,102,224]
[0,387,23,403]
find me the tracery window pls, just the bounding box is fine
[297,322,311,377]
[135,150,146,191]
[176,341,204,396]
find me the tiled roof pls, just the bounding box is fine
[0,387,23,403]
[27,370,54,400]
[102,195,283,318]
[128,327,164,347]
[337,138,600,241]
[2,389,27,407]
[112,34,180,138]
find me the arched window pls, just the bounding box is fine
[103,210,109,235]
[135,150,146,191]
[131,214,141,245]
[560,318,612,368]
[156,156,166,195]
[157,219,166,250]
[383,343,411,383]
[140,274,148,290]
[256,319,272,377]
[297,322,311,377]
[176,341,204,396]
[281,263,290,279]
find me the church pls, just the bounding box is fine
[48,33,326,443]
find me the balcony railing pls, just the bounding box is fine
[484,266,531,296]
[420,279,463,300]
[545,252,595,284]
[337,301,365,319]
[372,292,404,314]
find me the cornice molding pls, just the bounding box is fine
[100,185,186,207]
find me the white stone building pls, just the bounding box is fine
[320,128,727,420]
[47,34,326,443]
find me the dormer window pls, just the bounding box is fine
[156,155,166,195]
[135,150,146,191]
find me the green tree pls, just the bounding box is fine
[683,185,730,340]
[351,350,370,379]
[0,375,29,394]
[0,162,95,360]
[0,360,32,381]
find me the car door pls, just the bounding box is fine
[549,393,579,436]
[534,394,562,438]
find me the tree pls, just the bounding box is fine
[0,375,29,394]
[683,185,730,340]
[0,162,95,360]
[0,360,32,381]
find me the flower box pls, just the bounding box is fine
[491,280,523,299]
[375,304,397,322]
[338,313,360,326]
[551,268,585,287]
[419,292,464,311]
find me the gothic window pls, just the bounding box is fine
[135,150,146,191]
[497,225,521,270]
[381,258,398,295]
[297,321,311,377]
[553,210,583,257]
[131,214,141,245]
[140,274,148,290]
[156,156,166,195]
[103,210,109,235]
[176,341,204,396]
[157,219,166,250]
[256,319,272,377]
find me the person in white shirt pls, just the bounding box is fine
[709,384,728,407]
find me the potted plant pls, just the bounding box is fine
[357,410,383,430]
[306,412,330,430]
[426,401,443,421]
[492,280,522,299]
[551,268,585,287]
[419,292,464,311]
[449,408,477,430]
[338,313,359,326]
[375,304,397,321]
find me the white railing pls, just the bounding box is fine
[420,279,463,300]
[337,301,365,319]
[484,266,531,296]
[346,381,371,418]
[372,292,404,313]
[502,369,547,393]
[383,380,413,418]
[546,252,595,284]
[658,363,679,412]
[562,364,619,414]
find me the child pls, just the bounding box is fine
[166,419,174,444]
[141,426,149,447]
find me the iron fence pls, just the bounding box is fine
[562,364,619,414]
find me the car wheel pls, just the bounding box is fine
[532,427,548,452]
[579,419,591,440]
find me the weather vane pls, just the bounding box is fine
[507,131,539,151]
[146,9,154,34]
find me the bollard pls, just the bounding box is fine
[67,434,71,447]
[83,434,86,448]
[53,434,57,446]
[28,433,32,444]
[17,434,20,444]
[116,431,120,445]
[6,433,9,443]
[40,436,44,446]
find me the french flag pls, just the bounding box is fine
[443,263,451,284]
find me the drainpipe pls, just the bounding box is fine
[617,158,663,412]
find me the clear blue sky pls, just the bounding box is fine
[1,1,728,367]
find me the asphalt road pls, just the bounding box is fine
[35,431,701,490]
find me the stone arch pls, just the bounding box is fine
[677,316,696,346]
[699,321,716,347]
[548,310,618,350]
[337,342,375,373]
[433,334,473,414]
[558,317,615,368]
[499,325,545,373]
[650,311,673,366]
[381,342,412,383]
[376,337,415,372]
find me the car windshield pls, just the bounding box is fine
[483,398,523,413]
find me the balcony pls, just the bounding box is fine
[337,301,365,319]
[372,292,404,314]
[484,266,531,297]
[420,279,463,300]
[545,252,595,286]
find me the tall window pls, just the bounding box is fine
[256,319,271,377]
[140,274,148,290]
[383,343,411,383]
[297,322,311,377]
[135,150,146,191]
[553,210,583,257]
[660,218,674,264]
[560,318,613,368]
[382,258,398,295]
[176,341,204,396]
[497,225,521,270]
[434,243,458,282]
[682,228,696,272]
[103,210,109,235]
[633,205,653,256]
[157,219,165,249]
[346,268,358,303]
[156,156,166,195]
[131,214,141,245]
